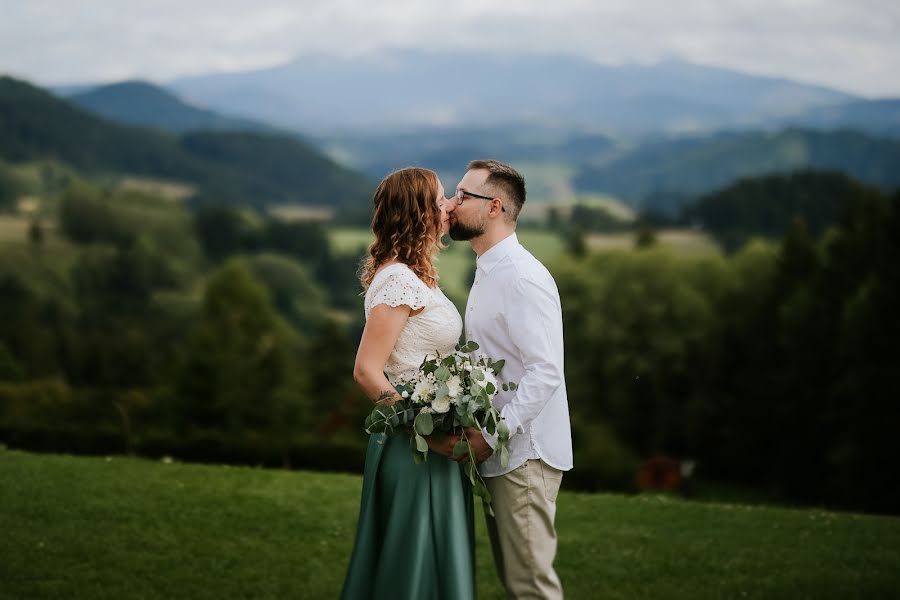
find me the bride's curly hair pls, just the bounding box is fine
[360,167,444,289]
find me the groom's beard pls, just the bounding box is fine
[449,219,485,241]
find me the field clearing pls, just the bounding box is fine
[2,449,898,600]
[117,176,194,201]
[268,204,334,222]
[523,193,637,223]
[328,228,565,302]
[330,226,719,301]
[587,229,721,256]
[0,215,63,247]
[0,215,29,242]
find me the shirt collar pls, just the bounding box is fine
[476,232,519,275]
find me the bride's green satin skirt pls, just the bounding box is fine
[340,432,476,600]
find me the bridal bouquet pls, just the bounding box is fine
[364,340,514,514]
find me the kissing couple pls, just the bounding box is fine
[341,160,573,599]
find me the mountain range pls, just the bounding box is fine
[165,50,872,135]
[0,76,371,210]
[9,54,900,216]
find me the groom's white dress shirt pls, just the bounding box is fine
[464,232,573,477]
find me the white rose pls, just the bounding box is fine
[446,375,462,399]
[432,396,451,413]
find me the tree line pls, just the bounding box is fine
[0,170,898,514]
[556,181,899,513]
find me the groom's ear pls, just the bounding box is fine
[488,198,505,218]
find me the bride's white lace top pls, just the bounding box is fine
[364,263,462,385]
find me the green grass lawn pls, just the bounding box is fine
[1,449,898,599]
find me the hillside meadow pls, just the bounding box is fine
[327,226,718,301]
[1,449,898,600]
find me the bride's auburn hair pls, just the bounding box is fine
[360,167,444,289]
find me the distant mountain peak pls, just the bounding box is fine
[67,79,273,133]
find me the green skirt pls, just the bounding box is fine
[340,432,475,600]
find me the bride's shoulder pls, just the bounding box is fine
[372,262,431,287]
[365,262,434,314]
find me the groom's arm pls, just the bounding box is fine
[464,275,564,463]
[496,275,565,439]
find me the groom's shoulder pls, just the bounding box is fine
[508,243,555,284]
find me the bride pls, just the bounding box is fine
[340,167,475,600]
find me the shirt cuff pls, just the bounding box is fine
[480,426,499,450]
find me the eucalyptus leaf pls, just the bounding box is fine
[497,420,510,441]
[452,439,469,458]
[485,382,496,395]
[434,366,451,381]
[469,342,480,351]
[499,444,510,467]
[415,411,434,436]
[492,359,505,374]
[472,369,484,382]
[473,479,488,500]
[415,433,428,453]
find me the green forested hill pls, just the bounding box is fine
[68,80,271,133]
[682,170,888,250]
[575,128,900,213]
[0,76,372,209]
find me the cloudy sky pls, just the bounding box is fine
[2,0,898,97]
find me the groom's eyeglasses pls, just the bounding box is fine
[452,190,506,212]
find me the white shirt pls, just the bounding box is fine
[465,232,573,477]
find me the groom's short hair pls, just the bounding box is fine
[467,159,525,221]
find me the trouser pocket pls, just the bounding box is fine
[539,460,563,503]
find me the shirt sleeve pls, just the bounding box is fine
[497,275,565,440]
[365,268,430,317]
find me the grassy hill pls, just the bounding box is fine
[1,449,898,599]
[0,76,372,210]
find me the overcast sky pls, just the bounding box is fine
[1,0,898,97]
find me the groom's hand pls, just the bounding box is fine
[459,429,494,464]
[426,433,461,458]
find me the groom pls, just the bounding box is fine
[446,159,573,599]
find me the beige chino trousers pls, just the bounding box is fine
[484,459,564,599]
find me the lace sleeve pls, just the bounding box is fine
[365,267,431,317]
